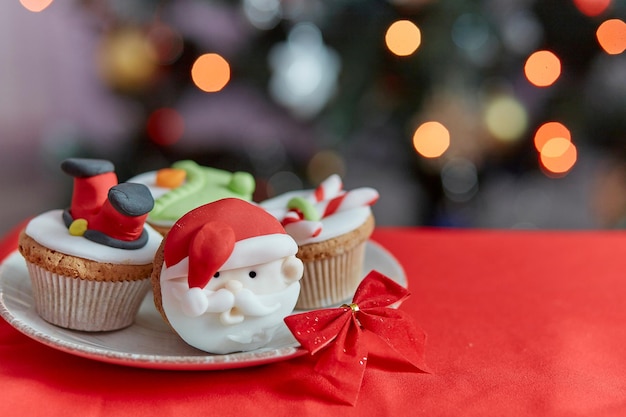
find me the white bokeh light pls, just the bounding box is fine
[268,22,340,119]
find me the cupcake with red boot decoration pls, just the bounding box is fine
[151,198,303,354]
[17,158,162,331]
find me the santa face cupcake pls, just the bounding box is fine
[127,160,256,235]
[259,175,378,310]
[18,158,162,332]
[151,198,303,354]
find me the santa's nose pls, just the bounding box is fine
[223,280,243,293]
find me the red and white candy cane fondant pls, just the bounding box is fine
[315,187,379,218]
[263,175,378,240]
[313,174,343,202]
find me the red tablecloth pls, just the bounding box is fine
[2,224,626,416]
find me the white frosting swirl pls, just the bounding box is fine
[25,210,162,265]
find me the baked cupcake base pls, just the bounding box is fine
[295,214,375,310]
[18,232,153,332]
[26,262,150,331]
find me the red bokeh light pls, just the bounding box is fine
[572,0,611,17]
[147,108,185,146]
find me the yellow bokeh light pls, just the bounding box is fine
[97,29,158,92]
[385,20,422,57]
[596,19,626,55]
[533,121,571,152]
[540,137,577,175]
[306,150,346,185]
[191,53,231,93]
[20,0,53,12]
[524,50,561,87]
[412,121,450,158]
[484,95,528,142]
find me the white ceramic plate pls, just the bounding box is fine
[0,241,405,370]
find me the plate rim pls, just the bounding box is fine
[0,240,405,371]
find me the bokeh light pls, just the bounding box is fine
[268,22,340,119]
[97,28,158,92]
[452,13,489,52]
[596,19,626,55]
[306,150,346,185]
[191,53,231,93]
[501,11,543,55]
[19,0,53,12]
[146,108,185,146]
[441,158,479,202]
[484,95,528,142]
[266,171,303,197]
[539,137,578,176]
[147,24,184,65]
[533,121,571,152]
[243,0,282,30]
[385,20,422,57]
[412,121,450,158]
[524,50,561,87]
[572,0,611,17]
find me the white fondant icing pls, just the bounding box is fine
[25,210,162,265]
[259,190,372,245]
[126,172,170,199]
[126,172,173,228]
[220,233,298,271]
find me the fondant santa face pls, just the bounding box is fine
[158,198,304,354]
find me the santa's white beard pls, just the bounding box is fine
[161,282,301,354]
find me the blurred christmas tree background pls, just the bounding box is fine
[2,0,626,236]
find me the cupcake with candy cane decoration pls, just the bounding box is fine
[259,174,378,309]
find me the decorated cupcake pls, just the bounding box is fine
[128,160,255,235]
[17,158,162,331]
[151,198,303,354]
[259,174,378,309]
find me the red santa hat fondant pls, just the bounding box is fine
[163,198,298,289]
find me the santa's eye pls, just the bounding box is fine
[248,271,257,278]
[213,272,220,278]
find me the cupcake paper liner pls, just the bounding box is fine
[295,240,367,310]
[26,262,150,332]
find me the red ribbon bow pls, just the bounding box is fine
[284,270,429,405]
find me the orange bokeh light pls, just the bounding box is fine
[539,137,577,175]
[191,53,231,93]
[572,0,611,17]
[147,108,185,146]
[596,19,626,55]
[524,50,561,87]
[412,121,450,158]
[385,20,422,57]
[533,121,571,152]
[19,0,53,12]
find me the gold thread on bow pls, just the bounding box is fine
[341,303,360,312]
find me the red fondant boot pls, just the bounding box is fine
[86,183,155,249]
[61,158,118,222]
